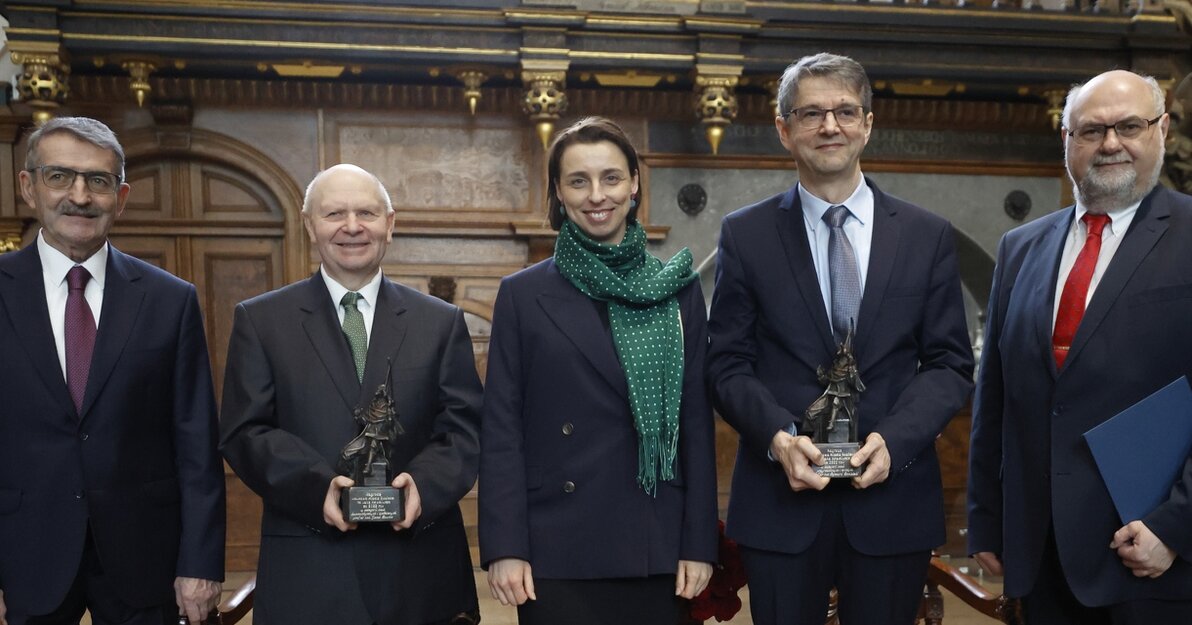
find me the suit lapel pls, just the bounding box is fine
[1021,210,1072,380]
[359,279,409,403]
[79,247,145,420]
[774,186,836,359]
[0,245,75,417]
[1064,190,1170,373]
[299,274,361,413]
[538,263,629,400]
[854,183,899,357]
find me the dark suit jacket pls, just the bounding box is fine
[220,273,482,625]
[968,185,1192,606]
[0,243,225,615]
[478,258,718,579]
[708,179,974,557]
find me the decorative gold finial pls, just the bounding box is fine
[11,45,70,125]
[455,69,489,116]
[122,60,157,108]
[1043,88,1067,131]
[523,71,568,149]
[695,74,739,155]
[764,78,781,117]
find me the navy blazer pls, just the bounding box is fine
[708,178,974,557]
[220,274,482,625]
[968,185,1192,606]
[478,257,718,579]
[0,244,225,614]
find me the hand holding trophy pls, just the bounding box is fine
[802,328,866,478]
[337,362,406,522]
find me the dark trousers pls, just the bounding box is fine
[741,499,931,625]
[7,530,176,625]
[1023,527,1192,625]
[516,575,679,625]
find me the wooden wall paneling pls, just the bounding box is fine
[108,235,181,275]
[191,237,285,399]
[191,236,284,572]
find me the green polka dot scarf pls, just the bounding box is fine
[554,219,697,495]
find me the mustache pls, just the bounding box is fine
[1091,153,1132,166]
[58,202,102,218]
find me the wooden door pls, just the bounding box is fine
[112,154,291,571]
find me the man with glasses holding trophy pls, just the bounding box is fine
[0,117,225,625]
[707,53,973,625]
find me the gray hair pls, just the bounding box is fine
[1062,72,1166,130]
[24,117,126,178]
[776,53,873,118]
[302,164,394,214]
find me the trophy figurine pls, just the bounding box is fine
[802,328,866,478]
[337,362,406,522]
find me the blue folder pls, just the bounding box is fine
[1083,376,1192,524]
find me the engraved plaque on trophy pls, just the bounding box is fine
[338,363,406,522]
[802,330,866,479]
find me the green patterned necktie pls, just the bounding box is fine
[340,291,367,382]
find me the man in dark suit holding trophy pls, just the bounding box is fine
[707,53,974,625]
[220,164,483,625]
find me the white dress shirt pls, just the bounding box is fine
[799,179,875,335]
[1051,200,1140,332]
[321,267,383,347]
[38,232,107,381]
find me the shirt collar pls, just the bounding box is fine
[1073,198,1141,238]
[37,230,109,290]
[320,266,383,310]
[799,178,874,229]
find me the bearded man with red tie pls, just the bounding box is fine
[968,69,1192,624]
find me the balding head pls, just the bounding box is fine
[303,164,393,215]
[301,164,395,291]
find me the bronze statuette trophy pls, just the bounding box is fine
[338,364,405,522]
[803,329,866,478]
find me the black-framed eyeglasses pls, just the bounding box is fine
[1066,115,1163,145]
[26,165,123,195]
[781,105,867,129]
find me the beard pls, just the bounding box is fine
[1068,150,1163,212]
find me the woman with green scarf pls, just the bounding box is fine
[479,117,718,624]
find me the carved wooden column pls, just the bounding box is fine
[0,114,32,252]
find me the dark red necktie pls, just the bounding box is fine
[1052,213,1111,369]
[65,265,96,412]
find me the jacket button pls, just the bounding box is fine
[563,481,576,493]
[74,491,84,500]
[80,433,89,441]
[562,423,574,436]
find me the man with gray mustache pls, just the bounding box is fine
[968,69,1192,624]
[0,117,225,625]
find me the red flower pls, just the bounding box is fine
[688,520,748,623]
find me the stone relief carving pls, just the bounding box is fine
[338,125,531,211]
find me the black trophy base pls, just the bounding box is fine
[811,442,863,479]
[341,485,405,523]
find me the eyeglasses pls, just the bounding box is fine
[782,105,866,130]
[1066,115,1163,145]
[26,165,122,195]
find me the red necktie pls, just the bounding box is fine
[65,265,96,412]
[1052,213,1111,369]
